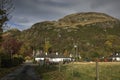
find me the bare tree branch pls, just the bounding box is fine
[0,0,14,30]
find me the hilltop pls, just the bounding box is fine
[58,12,119,27]
[32,12,119,29]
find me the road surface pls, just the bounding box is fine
[0,63,41,80]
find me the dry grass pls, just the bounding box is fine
[35,62,120,80]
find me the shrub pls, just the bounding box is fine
[1,58,12,68]
[0,54,24,68]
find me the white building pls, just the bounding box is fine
[110,53,120,61]
[35,53,71,64]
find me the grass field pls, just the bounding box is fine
[35,62,120,80]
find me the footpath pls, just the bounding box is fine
[0,63,41,80]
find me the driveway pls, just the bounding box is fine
[0,63,41,80]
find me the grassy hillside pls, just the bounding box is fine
[6,12,120,59]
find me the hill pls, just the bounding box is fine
[2,28,21,37]
[15,12,120,60]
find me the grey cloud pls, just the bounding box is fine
[90,0,120,9]
[14,17,30,23]
[9,0,120,30]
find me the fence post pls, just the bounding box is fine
[71,61,74,79]
[59,61,61,72]
[0,56,1,68]
[96,61,99,80]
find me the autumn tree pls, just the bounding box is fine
[19,42,33,57]
[63,49,69,57]
[2,36,22,57]
[44,40,52,53]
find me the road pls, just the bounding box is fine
[0,63,41,80]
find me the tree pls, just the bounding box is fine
[0,9,7,32]
[44,40,52,53]
[63,49,69,57]
[0,0,14,41]
[0,0,14,27]
[104,35,120,54]
[19,42,33,57]
[2,36,22,56]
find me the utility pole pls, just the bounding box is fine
[74,44,77,61]
[96,60,99,80]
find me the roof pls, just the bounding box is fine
[109,53,120,57]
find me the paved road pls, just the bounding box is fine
[0,63,41,80]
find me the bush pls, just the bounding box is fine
[0,53,11,68]
[1,58,12,68]
[12,57,24,66]
[0,54,24,68]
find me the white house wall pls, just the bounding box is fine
[116,57,120,61]
[49,58,63,63]
[112,57,120,61]
[35,58,44,62]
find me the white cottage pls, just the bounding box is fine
[35,52,71,64]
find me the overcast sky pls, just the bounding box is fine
[7,0,120,30]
